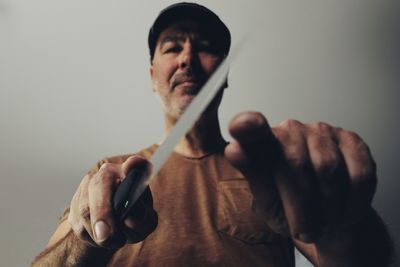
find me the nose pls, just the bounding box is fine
[178,41,195,70]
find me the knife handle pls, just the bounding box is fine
[113,166,148,222]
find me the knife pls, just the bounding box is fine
[113,39,243,221]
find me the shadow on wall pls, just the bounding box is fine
[374,2,400,79]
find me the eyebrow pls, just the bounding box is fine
[159,35,187,49]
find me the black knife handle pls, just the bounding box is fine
[112,166,148,221]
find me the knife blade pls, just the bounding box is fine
[113,39,243,221]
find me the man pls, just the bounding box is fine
[32,3,392,266]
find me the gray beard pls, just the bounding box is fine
[183,85,201,95]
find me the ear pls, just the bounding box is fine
[149,66,156,92]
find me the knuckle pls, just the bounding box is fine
[99,163,115,174]
[93,166,117,186]
[280,119,302,130]
[313,151,340,176]
[285,149,307,170]
[340,130,363,146]
[79,205,91,221]
[313,121,333,134]
[91,172,105,186]
[323,152,340,169]
[310,133,332,151]
[273,128,290,145]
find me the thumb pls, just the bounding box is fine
[224,112,289,236]
[225,112,276,177]
[121,155,153,178]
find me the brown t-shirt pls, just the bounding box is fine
[72,144,294,266]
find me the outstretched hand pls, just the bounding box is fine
[225,112,377,243]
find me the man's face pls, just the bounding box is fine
[150,21,224,119]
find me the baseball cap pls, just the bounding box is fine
[148,2,231,60]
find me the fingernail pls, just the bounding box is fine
[94,220,111,242]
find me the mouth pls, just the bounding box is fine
[175,80,202,95]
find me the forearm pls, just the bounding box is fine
[314,209,394,267]
[31,229,116,267]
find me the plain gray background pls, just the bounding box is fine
[0,0,399,266]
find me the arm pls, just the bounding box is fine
[31,220,116,267]
[294,208,394,267]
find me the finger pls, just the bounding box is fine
[121,156,157,242]
[117,155,153,214]
[68,175,96,246]
[273,119,323,243]
[225,112,276,176]
[336,129,377,223]
[121,155,152,179]
[88,163,125,247]
[306,123,348,227]
[225,112,288,235]
[123,188,158,243]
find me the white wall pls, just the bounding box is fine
[0,1,398,266]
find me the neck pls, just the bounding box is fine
[162,111,226,158]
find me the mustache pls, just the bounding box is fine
[171,70,205,90]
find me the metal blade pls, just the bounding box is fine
[120,39,244,211]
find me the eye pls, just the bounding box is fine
[163,45,182,54]
[196,43,219,55]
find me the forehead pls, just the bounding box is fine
[156,21,210,45]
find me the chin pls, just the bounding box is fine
[183,86,200,95]
[181,93,196,103]
[169,97,195,119]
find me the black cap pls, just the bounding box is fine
[148,2,231,60]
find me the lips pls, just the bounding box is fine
[180,78,197,84]
[173,78,198,87]
[171,69,205,90]
[172,77,203,95]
